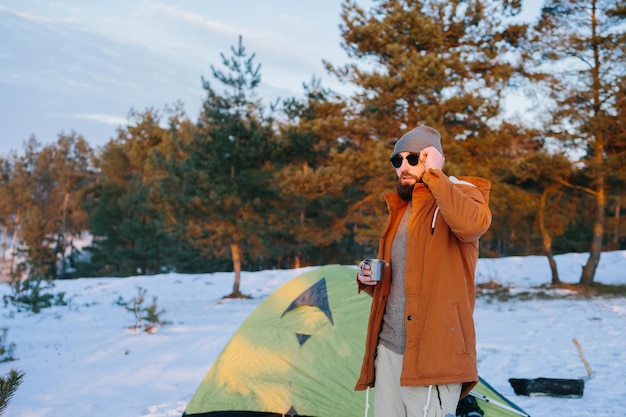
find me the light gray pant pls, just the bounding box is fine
[374,344,461,417]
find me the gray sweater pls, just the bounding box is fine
[379,202,411,354]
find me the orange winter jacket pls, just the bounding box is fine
[354,169,492,399]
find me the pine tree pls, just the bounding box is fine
[0,155,19,277]
[85,109,177,276]
[324,0,531,256]
[184,36,276,296]
[476,123,548,257]
[527,0,626,283]
[512,151,576,282]
[148,103,209,273]
[271,79,368,267]
[1,133,95,285]
[49,133,94,278]
[328,0,527,143]
[13,139,58,284]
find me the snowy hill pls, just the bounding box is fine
[1,251,625,417]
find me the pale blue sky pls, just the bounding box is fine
[0,1,542,155]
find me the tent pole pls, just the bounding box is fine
[469,391,530,417]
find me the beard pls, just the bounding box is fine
[397,180,415,202]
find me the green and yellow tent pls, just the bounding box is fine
[183,265,529,417]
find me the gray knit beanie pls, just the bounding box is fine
[390,125,443,159]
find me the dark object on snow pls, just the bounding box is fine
[457,394,484,417]
[508,378,584,397]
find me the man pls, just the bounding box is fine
[355,125,492,417]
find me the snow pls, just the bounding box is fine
[1,251,625,417]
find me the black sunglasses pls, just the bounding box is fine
[390,153,420,168]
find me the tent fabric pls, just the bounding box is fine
[184,265,370,417]
[471,377,530,417]
[183,265,530,417]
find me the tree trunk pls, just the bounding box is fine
[230,242,242,296]
[295,206,304,269]
[580,179,605,285]
[539,188,560,284]
[580,9,606,286]
[1,225,6,263]
[0,225,6,281]
[294,161,307,269]
[58,191,70,278]
[612,198,620,250]
[9,211,20,276]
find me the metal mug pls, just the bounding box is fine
[360,258,388,281]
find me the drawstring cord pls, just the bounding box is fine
[430,175,478,235]
[422,385,433,417]
[431,207,440,234]
[364,387,371,417]
[436,385,442,407]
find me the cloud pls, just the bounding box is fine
[0,0,351,155]
[71,113,127,126]
[0,5,56,24]
[147,2,239,38]
[144,2,332,73]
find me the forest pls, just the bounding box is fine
[0,0,624,293]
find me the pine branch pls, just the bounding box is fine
[0,369,25,416]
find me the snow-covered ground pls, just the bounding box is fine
[1,251,625,417]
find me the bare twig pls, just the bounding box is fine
[572,338,593,378]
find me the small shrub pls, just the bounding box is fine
[115,286,169,333]
[0,329,16,363]
[3,266,68,313]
